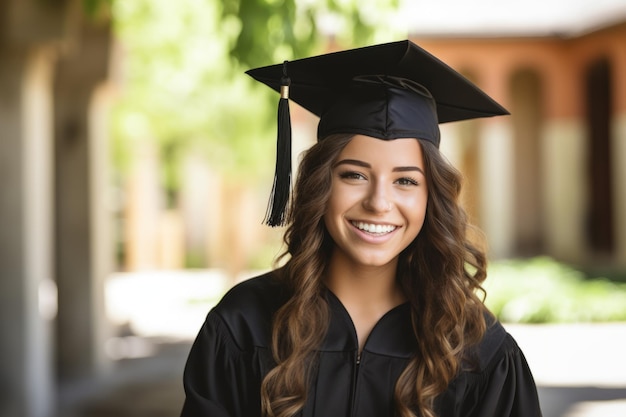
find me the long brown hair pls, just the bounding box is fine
[261,134,488,417]
[393,140,487,417]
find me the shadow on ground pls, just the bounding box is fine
[57,339,626,417]
[539,386,626,417]
[56,340,190,417]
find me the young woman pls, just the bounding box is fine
[180,40,543,417]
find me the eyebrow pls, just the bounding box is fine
[334,159,425,175]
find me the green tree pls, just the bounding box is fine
[108,0,403,201]
[221,0,401,67]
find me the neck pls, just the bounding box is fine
[324,249,407,353]
[324,250,405,310]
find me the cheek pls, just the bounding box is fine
[325,183,354,216]
[323,185,355,242]
[402,191,428,212]
[404,193,428,230]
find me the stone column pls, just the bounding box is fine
[0,4,73,415]
[611,45,626,267]
[473,64,516,259]
[124,139,162,270]
[0,1,110,415]
[540,53,587,263]
[540,120,587,262]
[54,20,113,380]
[479,119,516,258]
[0,46,57,417]
[611,114,626,267]
[440,120,482,226]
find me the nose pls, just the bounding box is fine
[362,180,392,213]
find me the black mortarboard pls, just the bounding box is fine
[246,40,508,226]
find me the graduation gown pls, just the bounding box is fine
[181,272,542,417]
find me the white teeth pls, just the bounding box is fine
[353,221,396,234]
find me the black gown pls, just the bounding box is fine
[180,272,543,417]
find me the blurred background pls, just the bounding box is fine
[1,0,626,416]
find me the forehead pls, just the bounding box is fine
[338,135,425,167]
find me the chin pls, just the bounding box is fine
[349,253,399,269]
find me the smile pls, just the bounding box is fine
[351,221,397,235]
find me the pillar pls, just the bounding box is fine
[611,113,626,266]
[476,65,516,259]
[540,120,587,262]
[124,140,162,270]
[479,119,516,258]
[611,42,626,267]
[0,46,57,417]
[540,49,587,263]
[54,20,113,380]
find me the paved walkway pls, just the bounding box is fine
[56,340,189,417]
[509,323,626,417]
[55,329,626,417]
[56,272,626,417]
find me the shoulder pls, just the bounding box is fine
[209,270,288,350]
[469,315,521,373]
[442,319,542,416]
[215,270,288,316]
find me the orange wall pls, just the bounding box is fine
[412,22,626,120]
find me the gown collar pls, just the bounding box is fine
[322,289,417,358]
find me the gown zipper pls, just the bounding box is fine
[350,350,362,417]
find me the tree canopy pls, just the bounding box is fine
[107,0,403,195]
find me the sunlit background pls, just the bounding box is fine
[2,0,626,416]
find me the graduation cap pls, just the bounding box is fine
[246,39,508,226]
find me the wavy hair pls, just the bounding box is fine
[260,134,488,417]
[393,139,488,417]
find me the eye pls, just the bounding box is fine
[395,176,419,186]
[338,171,366,181]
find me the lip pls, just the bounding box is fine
[348,219,400,243]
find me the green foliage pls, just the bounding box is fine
[221,0,401,67]
[83,0,112,17]
[484,257,626,323]
[109,0,404,205]
[111,0,276,181]
[222,0,304,66]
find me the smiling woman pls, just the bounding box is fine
[324,136,428,272]
[180,40,543,417]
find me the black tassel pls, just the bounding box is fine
[264,61,292,227]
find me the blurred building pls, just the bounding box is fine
[403,0,626,266]
[1,1,625,417]
[0,1,113,416]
